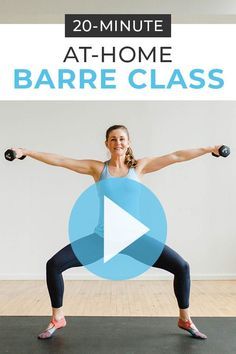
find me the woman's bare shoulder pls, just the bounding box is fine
[134,158,148,174]
[91,160,105,181]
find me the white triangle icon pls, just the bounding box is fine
[104,196,149,263]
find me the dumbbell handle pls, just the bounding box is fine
[212,145,230,158]
[4,149,26,161]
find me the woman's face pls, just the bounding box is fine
[106,128,130,157]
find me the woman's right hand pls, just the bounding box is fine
[11,148,27,159]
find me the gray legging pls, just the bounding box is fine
[46,234,190,309]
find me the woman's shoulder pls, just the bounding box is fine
[91,160,106,170]
[134,157,148,172]
[136,157,148,163]
[90,160,106,181]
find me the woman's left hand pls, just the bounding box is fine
[210,145,222,156]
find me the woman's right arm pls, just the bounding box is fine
[12,148,103,177]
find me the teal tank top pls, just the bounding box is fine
[99,161,140,182]
[94,161,140,236]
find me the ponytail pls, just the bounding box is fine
[125,147,137,168]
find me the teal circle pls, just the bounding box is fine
[69,178,167,280]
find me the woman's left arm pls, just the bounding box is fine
[137,145,222,175]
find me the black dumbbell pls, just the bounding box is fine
[4,149,26,161]
[212,145,230,158]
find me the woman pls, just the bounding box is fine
[12,124,221,340]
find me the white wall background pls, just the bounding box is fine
[0,0,236,23]
[0,101,235,280]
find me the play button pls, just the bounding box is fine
[104,196,149,263]
[69,178,167,280]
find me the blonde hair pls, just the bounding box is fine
[105,125,137,168]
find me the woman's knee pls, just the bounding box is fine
[172,258,190,277]
[46,256,60,273]
[180,260,190,276]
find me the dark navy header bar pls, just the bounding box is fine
[65,14,171,37]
